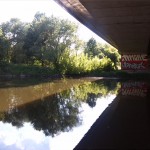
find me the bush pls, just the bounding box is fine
[0,61,9,73]
[0,63,55,77]
[58,50,114,75]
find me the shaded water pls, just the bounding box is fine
[75,79,150,149]
[0,78,120,150]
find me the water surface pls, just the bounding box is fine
[0,78,120,150]
[75,79,150,149]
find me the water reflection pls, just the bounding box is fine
[121,80,148,97]
[75,80,150,149]
[0,78,120,149]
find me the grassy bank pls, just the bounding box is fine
[0,63,57,77]
[0,63,150,79]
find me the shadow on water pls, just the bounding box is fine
[0,77,102,112]
[0,79,120,137]
[75,79,150,149]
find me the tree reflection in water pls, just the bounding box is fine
[0,79,120,137]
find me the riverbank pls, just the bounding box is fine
[0,63,150,79]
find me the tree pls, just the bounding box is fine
[86,93,97,108]
[0,28,10,62]
[100,44,121,70]
[84,38,121,70]
[85,37,99,57]
[23,12,78,68]
[44,17,78,68]
[1,18,28,63]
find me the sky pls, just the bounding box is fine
[0,0,106,43]
[0,94,116,150]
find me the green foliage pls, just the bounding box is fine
[84,39,121,70]
[85,37,99,57]
[97,43,121,70]
[0,12,121,76]
[58,50,114,75]
[0,28,10,62]
[1,18,28,63]
[0,63,55,76]
[23,13,78,67]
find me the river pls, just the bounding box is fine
[2,77,146,149]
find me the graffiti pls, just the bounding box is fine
[121,89,147,97]
[121,54,147,61]
[122,62,145,70]
[121,81,148,97]
[121,54,148,70]
[122,81,146,88]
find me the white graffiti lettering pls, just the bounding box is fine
[121,55,147,61]
[122,89,147,97]
[122,82,145,88]
[122,62,145,70]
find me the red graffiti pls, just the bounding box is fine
[121,54,148,70]
[121,81,148,97]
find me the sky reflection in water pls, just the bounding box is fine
[0,79,120,150]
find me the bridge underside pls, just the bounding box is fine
[54,0,150,55]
